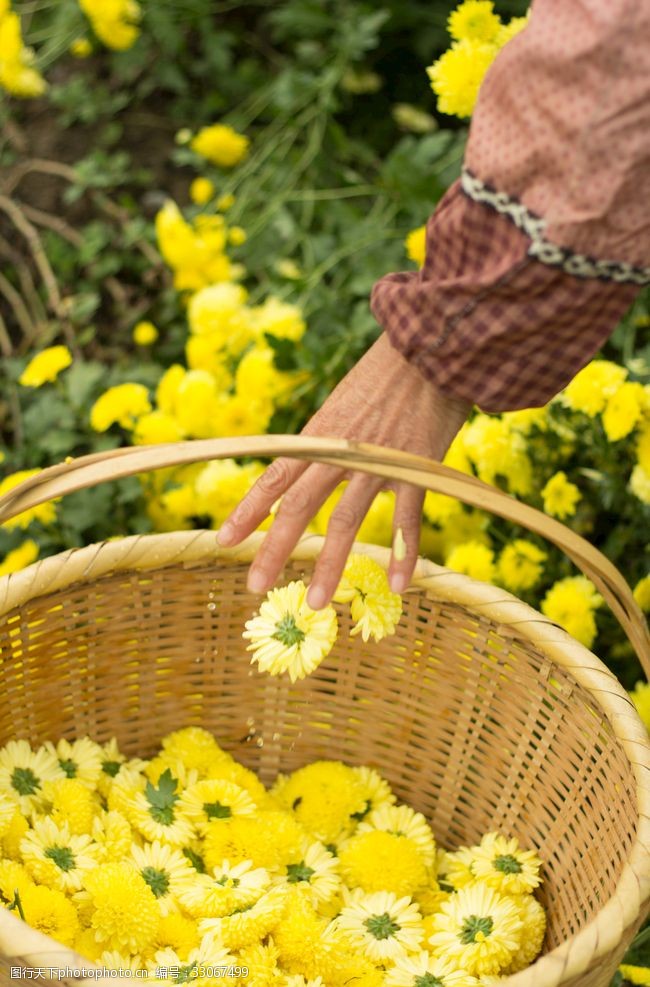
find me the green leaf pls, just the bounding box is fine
[144,768,179,825]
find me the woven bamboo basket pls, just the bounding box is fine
[0,435,649,987]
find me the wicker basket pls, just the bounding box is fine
[0,436,649,987]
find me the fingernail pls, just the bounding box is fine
[390,572,408,594]
[248,570,268,594]
[393,526,407,562]
[217,523,235,546]
[307,585,328,610]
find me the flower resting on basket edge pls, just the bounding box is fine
[242,556,404,681]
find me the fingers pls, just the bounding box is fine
[245,463,344,594]
[216,457,308,547]
[306,474,385,609]
[388,484,425,594]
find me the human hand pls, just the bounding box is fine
[216,333,471,607]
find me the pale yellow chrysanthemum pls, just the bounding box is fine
[445,541,496,584]
[85,861,159,953]
[336,889,424,962]
[203,811,305,873]
[44,737,104,789]
[130,840,195,916]
[274,761,367,844]
[243,581,338,682]
[92,809,133,862]
[0,470,58,530]
[443,846,478,890]
[281,841,341,907]
[90,382,152,432]
[405,226,426,267]
[338,830,427,897]
[150,937,238,987]
[350,765,396,819]
[0,858,34,902]
[333,555,402,642]
[541,576,604,649]
[161,726,232,776]
[448,1,501,43]
[150,912,201,960]
[504,893,546,972]
[40,777,100,835]
[179,779,257,834]
[0,740,64,813]
[19,345,72,387]
[199,884,289,950]
[386,950,480,986]
[177,857,270,918]
[359,804,436,868]
[541,471,582,519]
[96,737,147,798]
[471,833,543,895]
[497,540,547,593]
[427,39,497,118]
[428,883,522,976]
[127,769,195,846]
[629,682,650,733]
[17,883,79,947]
[21,816,101,893]
[630,464,650,504]
[0,539,39,576]
[191,123,250,168]
[561,360,627,416]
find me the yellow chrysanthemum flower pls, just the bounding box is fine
[268,887,332,978]
[85,861,159,953]
[0,792,17,839]
[96,737,147,799]
[386,950,479,986]
[41,777,100,835]
[445,541,496,584]
[44,736,104,789]
[428,883,522,976]
[470,833,543,895]
[634,575,650,613]
[90,382,152,432]
[133,320,158,346]
[2,805,29,859]
[448,1,501,43]
[199,884,289,950]
[333,555,402,642]
[427,39,497,118]
[0,739,64,813]
[203,811,305,873]
[190,176,215,205]
[630,463,650,504]
[405,225,426,267]
[541,576,603,649]
[127,769,195,846]
[145,753,199,792]
[602,381,646,441]
[133,410,185,445]
[358,804,436,868]
[561,360,627,416]
[91,809,133,862]
[0,470,58,531]
[281,841,341,907]
[630,682,650,733]
[78,0,141,50]
[541,471,581,519]
[338,829,428,897]
[0,539,39,576]
[191,123,250,167]
[0,858,34,902]
[350,765,396,819]
[130,840,195,916]
[414,877,451,916]
[443,847,478,890]
[243,581,338,682]
[205,759,271,807]
[18,883,79,947]
[21,816,100,892]
[150,939,238,987]
[619,966,650,986]
[497,540,547,593]
[504,893,546,973]
[177,857,270,918]
[150,911,201,960]
[337,889,424,963]
[274,761,367,844]
[179,779,256,834]
[19,345,72,386]
[0,12,48,98]
[252,296,306,342]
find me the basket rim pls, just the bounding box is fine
[1,528,649,987]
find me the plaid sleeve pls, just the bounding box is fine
[370,182,639,414]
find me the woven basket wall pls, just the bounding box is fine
[0,437,649,987]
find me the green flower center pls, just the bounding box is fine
[11,767,40,796]
[141,865,170,898]
[216,874,240,887]
[59,758,77,778]
[203,800,232,819]
[460,914,494,944]
[364,912,400,940]
[287,861,315,883]
[415,977,444,987]
[44,845,75,872]
[183,847,206,873]
[272,614,305,647]
[494,854,523,875]
[101,759,121,777]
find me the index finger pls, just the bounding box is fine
[216,456,309,546]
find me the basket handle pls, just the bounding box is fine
[1,434,648,677]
